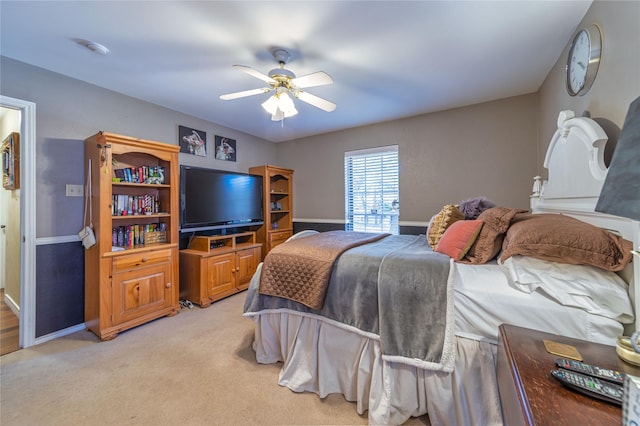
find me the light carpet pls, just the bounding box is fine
[0,292,428,425]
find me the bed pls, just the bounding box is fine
[243,110,640,425]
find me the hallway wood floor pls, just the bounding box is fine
[1,289,20,356]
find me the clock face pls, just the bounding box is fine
[568,30,590,94]
[566,25,602,97]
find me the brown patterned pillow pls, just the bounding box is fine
[461,207,525,264]
[427,204,464,248]
[500,213,633,272]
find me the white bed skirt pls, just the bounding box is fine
[249,310,504,426]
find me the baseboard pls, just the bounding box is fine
[33,323,86,346]
[4,291,20,317]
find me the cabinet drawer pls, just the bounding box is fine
[112,249,172,272]
[268,231,291,247]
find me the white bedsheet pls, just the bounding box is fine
[454,261,625,346]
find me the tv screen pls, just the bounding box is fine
[180,166,263,232]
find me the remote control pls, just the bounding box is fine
[555,358,625,384]
[550,369,623,405]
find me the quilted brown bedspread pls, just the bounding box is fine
[259,231,389,309]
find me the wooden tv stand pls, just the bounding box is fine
[179,232,262,307]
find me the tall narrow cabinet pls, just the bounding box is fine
[249,165,294,259]
[84,132,180,341]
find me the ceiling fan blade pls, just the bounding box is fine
[295,91,336,112]
[219,87,271,100]
[291,71,333,89]
[233,65,276,84]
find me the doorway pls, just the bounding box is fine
[1,106,21,355]
[0,95,36,350]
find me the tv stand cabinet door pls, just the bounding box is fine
[235,247,261,290]
[206,253,236,299]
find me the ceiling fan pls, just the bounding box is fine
[219,49,336,121]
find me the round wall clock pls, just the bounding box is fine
[566,25,602,97]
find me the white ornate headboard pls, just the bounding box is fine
[531,110,640,332]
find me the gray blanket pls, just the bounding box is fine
[243,234,455,372]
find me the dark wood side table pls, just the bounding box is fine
[497,323,640,426]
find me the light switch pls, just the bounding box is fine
[66,184,84,197]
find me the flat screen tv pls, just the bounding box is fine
[180,166,263,233]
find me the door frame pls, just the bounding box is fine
[1,95,36,348]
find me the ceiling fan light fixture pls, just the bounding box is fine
[262,89,298,120]
[271,109,284,121]
[278,92,296,114]
[271,105,298,122]
[261,95,279,115]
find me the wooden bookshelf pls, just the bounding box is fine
[84,132,180,341]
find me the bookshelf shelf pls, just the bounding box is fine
[111,213,170,219]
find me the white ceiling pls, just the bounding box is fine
[0,1,591,142]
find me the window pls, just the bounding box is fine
[344,146,399,234]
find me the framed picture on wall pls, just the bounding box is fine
[215,135,236,162]
[2,132,20,190]
[179,126,207,156]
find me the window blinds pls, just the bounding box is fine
[344,146,399,234]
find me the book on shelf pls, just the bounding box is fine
[112,193,160,216]
[113,166,166,184]
[111,223,167,248]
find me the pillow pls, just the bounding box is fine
[427,204,465,248]
[435,220,483,260]
[501,255,634,323]
[500,213,633,272]
[461,207,525,264]
[458,196,496,220]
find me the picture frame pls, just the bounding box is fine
[2,132,20,190]
[215,135,236,162]
[178,125,207,157]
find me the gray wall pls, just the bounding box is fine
[0,57,277,238]
[277,94,538,224]
[538,0,640,175]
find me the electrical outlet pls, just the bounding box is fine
[66,184,84,197]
